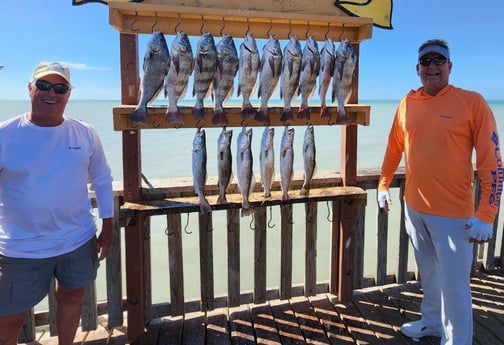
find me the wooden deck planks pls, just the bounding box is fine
[30,269,504,345]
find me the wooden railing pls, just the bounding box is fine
[19,169,503,342]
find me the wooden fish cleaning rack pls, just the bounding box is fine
[109,0,372,341]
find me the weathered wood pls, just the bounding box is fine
[167,213,184,316]
[120,186,367,218]
[304,202,317,296]
[280,204,293,300]
[397,179,410,283]
[106,196,124,328]
[376,206,388,286]
[119,32,149,343]
[112,105,370,131]
[17,309,35,343]
[199,212,214,311]
[227,208,241,307]
[229,305,255,345]
[81,284,97,331]
[206,307,231,345]
[108,0,373,42]
[253,207,267,304]
[337,197,358,303]
[354,201,366,289]
[330,201,341,297]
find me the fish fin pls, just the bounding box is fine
[296,107,310,120]
[320,107,331,119]
[249,174,256,196]
[241,205,255,217]
[280,110,293,124]
[165,110,184,125]
[254,109,270,124]
[192,107,206,121]
[241,105,258,119]
[216,194,227,204]
[129,106,148,126]
[212,111,229,126]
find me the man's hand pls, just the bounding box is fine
[96,218,113,260]
[464,216,493,243]
[378,190,391,213]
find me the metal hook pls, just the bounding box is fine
[200,15,204,34]
[220,17,225,36]
[184,213,192,234]
[151,12,158,32]
[325,22,330,40]
[326,201,334,222]
[305,20,310,39]
[287,20,292,39]
[267,18,273,37]
[175,13,181,32]
[245,18,250,35]
[240,119,248,127]
[249,213,257,230]
[339,24,345,42]
[267,206,275,228]
[130,11,140,32]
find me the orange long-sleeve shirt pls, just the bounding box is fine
[378,85,503,224]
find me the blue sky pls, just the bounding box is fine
[1,0,503,100]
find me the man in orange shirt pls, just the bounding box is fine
[378,39,503,344]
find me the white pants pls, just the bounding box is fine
[404,204,474,345]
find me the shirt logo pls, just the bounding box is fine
[67,146,82,150]
[439,114,452,119]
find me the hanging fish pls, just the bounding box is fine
[297,37,320,120]
[332,39,357,124]
[164,31,193,126]
[300,124,316,196]
[217,128,233,204]
[237,126,255,217]
[256,35,282,124]
[280,126,295,201]
[260,126,275,199]
[237,32,260,120]
[130,31,170,126]
[192,32,217,121]
[279,35,302,124]
[212,34,239,126]
[192,128,212,214]
[318,38,335,119]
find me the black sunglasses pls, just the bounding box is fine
[35,79,70,94]
[418,57,449,67]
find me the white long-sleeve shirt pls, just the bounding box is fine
[0,113,113,258]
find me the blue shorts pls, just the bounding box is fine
[0,237,99,316]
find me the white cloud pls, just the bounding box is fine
[59,61,110,71]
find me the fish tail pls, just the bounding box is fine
[241,204,255,217]
[165,109,184,126]
[281,191,290,201]
[254,107,270,124]
[320,106,331,119]
[280,109,294,124]
[217,193,227,204]
[129,107,148,126]
[192,107,206,120]
[336,108,349,124]
[199,196,212,214]
[296,106,310,120]
[300,186,309,196]
[211,111,229,126]
[240,104,258,119]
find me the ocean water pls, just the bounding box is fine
[1,99,503,309]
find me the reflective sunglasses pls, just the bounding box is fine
[35,79,70,94]
[418,57,449,67]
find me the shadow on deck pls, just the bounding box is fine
[30,268,504,345]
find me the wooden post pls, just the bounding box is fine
[120,33,148,342]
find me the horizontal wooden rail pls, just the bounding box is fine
[120,186,367,218]
[112,105,371,131]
